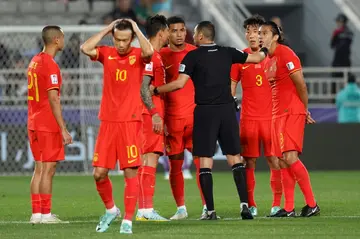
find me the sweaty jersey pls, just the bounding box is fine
[92,46,144,122]
[231,48,272,120]
[27,52,62,132]
[160,44,197,118]
[264,44,306,117]
[143,50,165,117]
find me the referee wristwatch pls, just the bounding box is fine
[153,87,160,96]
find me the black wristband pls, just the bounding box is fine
[260,47,269,56]
[154,87,159,96]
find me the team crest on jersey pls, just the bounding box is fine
[129,55,136,65]
[93,153,99,162]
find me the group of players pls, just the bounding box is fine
[27,12,320,235]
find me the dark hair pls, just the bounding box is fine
[196,21,215,41]
[262,21,285,44]
[112,20,135,38]
[42,25,62,45]
[145,14,168,38]
[167,16,185,26]
[243,14,265,29]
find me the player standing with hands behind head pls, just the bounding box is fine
[230,15,282,217]
[81,19,153,234]
[28,26,73,224]
[259,21,320,217]
[160,16,206,220]
[151,21,269,220]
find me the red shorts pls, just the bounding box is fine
[240,119,272,158]
[142,114,164,155]
[92,121,142,170]
[28,130,65,162]
[165,115,193,156]
[271,114,306,157]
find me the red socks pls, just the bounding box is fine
[245,168,256,207]
[169,160,185,207]
[193,157,206,206]
[270,169,282,207]
[280,168,296,212]
[31,194,41,214]
[139,166,156,209]
[95,176,115,209]
[40,194,52,214]
[290,160,316,207]
[124,176,139,220]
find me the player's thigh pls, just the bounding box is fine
[142,114,164,155]
[259,120,272,157]
[117,121,142,170]
[271,117,284,158]
[240,119,261,158]
[283,114,306,154]
[165,118,185,156]
[28,130,41,161]
[37,131,64,162]
[193,105,220,157]
[218,104,241,156]
[183,116,194,151]
[92,122,118,169]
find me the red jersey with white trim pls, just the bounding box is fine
[160,44,197,118]
[91,46,144,122]
[264,44,306,117]
[27,52,62,132]
[142,50,165,117]
[230,48,272,120]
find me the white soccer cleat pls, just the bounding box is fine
[182,169,193,179]
[170,208,188,220]
[41,214,69,224]
[29,214,41,224]
[120,220,133,234]
[164,172,170,180]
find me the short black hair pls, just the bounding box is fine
[243,14,265,29]
[196,21,215,41]
[262,21,285,44]
[42,25,63,45]
[112,20,135,38]
[167,16,185,26]
[145,14,168,38]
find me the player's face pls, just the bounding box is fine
[169,23,186,46]
[55,30,65,51]
[245,25,260,50]
[258,25,277,49]
[113,29,133,55]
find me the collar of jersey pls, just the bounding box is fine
[200,43,217,47]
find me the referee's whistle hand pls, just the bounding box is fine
[152,114,163,134]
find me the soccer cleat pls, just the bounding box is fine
[200,211,218,220]
[41,214,69,224]
[142,210,169,221]
[95,208,121,232]
[183,169,193,179]
[29,214,41,224]
[170,208,188,220]
[249,206,258,216]
[270,206,282,216]
[164,172,170,180]
[241,205,254,220]
[136,211,147,221]
[200,207,220,220]
[120,221,133,234]
[270,208,296,217]
[300,204,320,217]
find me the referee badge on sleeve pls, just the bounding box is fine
[50,74,58,84]
[179,64,186,72]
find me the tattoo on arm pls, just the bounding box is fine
[141,75,155,110]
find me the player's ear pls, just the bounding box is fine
[273,34,279,42]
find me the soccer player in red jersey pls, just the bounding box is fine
[159,16,206,220]
[136,15,169,222]
[81,19,153,233]
[230,15,282,217]
[28,26,73,224]
[259,21,320,217]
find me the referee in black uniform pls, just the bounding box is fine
[152,21,269,220]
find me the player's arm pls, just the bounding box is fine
[127,19,153,60]
[80,20,119,58]
[48,90,72,145]
[154,73,189,94]
[229,47,267,64]
[231,80,237,96]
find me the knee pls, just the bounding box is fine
[41,163,56,177]
[283,153,298,166]
[245,158,256,168]
[93,169,108,181]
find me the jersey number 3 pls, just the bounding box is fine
[256,75,263,86]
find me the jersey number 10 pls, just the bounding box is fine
[116,69,127,81]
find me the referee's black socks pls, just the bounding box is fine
[232,163,248,204]
[199,168,215,212]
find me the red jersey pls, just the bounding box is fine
[160,44,197,118]
[27,52,62,132]
[92,46,144,122]
[264,44,306,117]
[143,50,165,117]
[231,48,272,120]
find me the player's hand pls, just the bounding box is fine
[306,111,316,124]
[152,113,163,134]
[149,85,155,96]
[61,128,73,145]
[107,19,121,33]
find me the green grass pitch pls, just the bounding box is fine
[1,171,360,238]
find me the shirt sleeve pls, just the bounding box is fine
[143,61,154,77]
[44,62,61,91]
[90,46,108,63]
[230,64,241,82]
[179,51,195,77]
[229,47,249,64]
[282,48,302,75]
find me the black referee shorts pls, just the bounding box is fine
[193,103,240,157]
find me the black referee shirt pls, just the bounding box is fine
[179,44,249,105]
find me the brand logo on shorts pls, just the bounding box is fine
[129,55,136,65]
[279,133,284,150]
[93,153,99,162]
[128,159,137,164]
